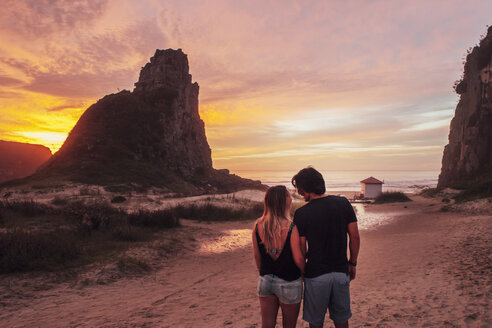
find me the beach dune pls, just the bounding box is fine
[0,195,490,327]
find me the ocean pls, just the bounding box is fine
[232,169,439,230]
[231,170,439,194]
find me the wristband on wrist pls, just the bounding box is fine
[348,260,357,267]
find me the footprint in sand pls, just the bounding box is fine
[464,313,478,324]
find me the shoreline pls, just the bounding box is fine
[0,195,490,327]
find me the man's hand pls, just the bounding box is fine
[347,222,359,281]
[348,264,356,280]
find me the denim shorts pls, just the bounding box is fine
[303,272,351,325]
[257,274,303,304]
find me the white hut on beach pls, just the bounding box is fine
[360,177,384,199]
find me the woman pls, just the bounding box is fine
[252,185,305,328]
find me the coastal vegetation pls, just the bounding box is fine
[420,187,441,198]
[111,195,127,203]
[172,201,263,222]
[374,191,412,203]
[0,198,262,274]
[421,172,492,204]
[452,173,492,203]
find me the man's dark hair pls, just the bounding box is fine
[291,167,326,195]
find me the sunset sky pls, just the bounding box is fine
[1,0,491,173]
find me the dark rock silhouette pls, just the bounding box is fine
[438,27,492,188]
[0,140,51,183]
[33,49,263,193]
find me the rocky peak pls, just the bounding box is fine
[30,49,263,193]
[134,49,193,93]
[438,26,492,188]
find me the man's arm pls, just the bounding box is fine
[347,221,360,280]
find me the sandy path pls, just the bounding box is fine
[351,199,491,327]
[146,221,261,328]
[1,196,491,327]
[1,219,263,328]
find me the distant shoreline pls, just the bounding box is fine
[230,169,439,194]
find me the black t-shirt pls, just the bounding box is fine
[294,195,357,278]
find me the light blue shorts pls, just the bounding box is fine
[257,274,303,304]
[303,272,351,325]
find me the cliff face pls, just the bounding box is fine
[132,49,212,179]
[0,140,51,183]
[438,27,492,188]
[35,49,262,193]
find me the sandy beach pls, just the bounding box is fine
[0,194,490,328]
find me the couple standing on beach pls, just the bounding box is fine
[253,167,360,328]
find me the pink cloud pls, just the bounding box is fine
[0,0,491,171]
[0,0,108,38]
[1,18,168,98]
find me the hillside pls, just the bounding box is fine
[0,140,51,183]
[11,49,263,194]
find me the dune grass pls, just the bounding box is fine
[420,173,492,203]
[0,200,51,217]
[128,209,180,228]
[420,188,440,198]
[452,173,492,203]
[51,196,69,206]
[0,228,84,273]
[0,200,180,274]
[172,201,263,221]
[374,191,412,203]
[111,195,127,203]
[0,198,263,274]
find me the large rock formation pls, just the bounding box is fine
[0,140,51,183]
[133,49,212,180]
[438,27,492,188]
[33,49,263,193]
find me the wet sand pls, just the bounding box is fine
[0,195,490,327]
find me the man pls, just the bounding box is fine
[292,167,360,328]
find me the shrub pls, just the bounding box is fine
[51,196,69,206]
[374,192,411,204]
[128,209,179,229]
[117,256,151,273]
[0,200,182,273]
[0,228,83,273]
[420,188,438,197]
[440,205,451,212]
[0,200,51,217]
[63,201,125,230]
[111,196,127,203]
[79,187,91,195]
[104,185,132,193]
[111,225,148,242]
[453,175,492,203]
[173,202,263,221]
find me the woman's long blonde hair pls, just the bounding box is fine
[257,185,291,251]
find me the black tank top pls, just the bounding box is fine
[256,222,301,281]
